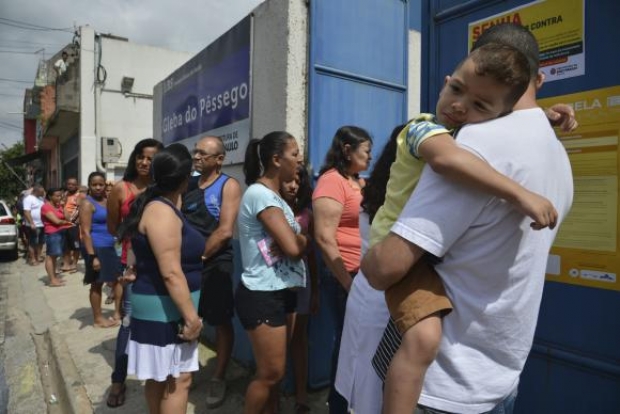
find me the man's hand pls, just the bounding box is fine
[546,104,578,132]
[362,233,426,291]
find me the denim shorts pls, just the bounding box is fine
[45,231,65,257]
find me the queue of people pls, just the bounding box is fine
[16,22,578,414]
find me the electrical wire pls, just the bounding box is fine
[0,50,42,55]
[0,78,32,84]
[0,122,22,131]
[0,17,73,33]
[0,39,65,47]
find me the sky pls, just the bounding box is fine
[0,0,265,149]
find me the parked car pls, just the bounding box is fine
[0,199,18,261]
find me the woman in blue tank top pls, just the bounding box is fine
[80,172,122,327]
[117,144,203,413]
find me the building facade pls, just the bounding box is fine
[28,26,191,186]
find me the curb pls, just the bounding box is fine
[47,325,93,414]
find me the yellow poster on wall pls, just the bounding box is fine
[468,0,585,83]
[539,85,620,291]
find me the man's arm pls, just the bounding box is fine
[22,197,35,228]
[363,232,426,291]
[202,178,241,261]
[23,210,34,229]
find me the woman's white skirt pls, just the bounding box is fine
[127,338,199,382]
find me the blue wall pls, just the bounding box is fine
[422,1,620,412]
[308,0,409,178]
[306,0,409,387]
[207,0,412,390]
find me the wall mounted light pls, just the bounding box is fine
[121,76,134,94]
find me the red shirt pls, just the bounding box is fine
[41,202,70,234]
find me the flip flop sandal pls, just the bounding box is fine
[106,383,126,408]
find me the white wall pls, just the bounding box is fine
[408,30,422,119]
[78,26,191,182]
[200,0,308,190]
[250,0,308,156]
[79,26,97,183]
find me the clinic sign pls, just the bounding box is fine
[160,16,251,164]
[468,0,585,83]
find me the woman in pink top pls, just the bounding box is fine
[313,125,372,413]
[41,188,73,287]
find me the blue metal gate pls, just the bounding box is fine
[422,0,620,412]
[306,0,409,388]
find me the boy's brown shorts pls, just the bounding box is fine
[385,258,453,335]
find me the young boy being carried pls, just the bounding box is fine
[367,42,556,414]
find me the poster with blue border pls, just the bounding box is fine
[160,16,250,164]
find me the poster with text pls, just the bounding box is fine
[468,0,585,82]
[540,85,620,291]
[159,16,251,164]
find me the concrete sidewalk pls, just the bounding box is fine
[3,257,329,413]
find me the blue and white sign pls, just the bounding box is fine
[160,17,251,164]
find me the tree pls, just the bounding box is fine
[0,142,27,203]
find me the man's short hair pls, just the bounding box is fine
[472,23,539,79]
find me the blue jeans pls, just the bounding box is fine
[111,282,132,384]
[415,388,518,414]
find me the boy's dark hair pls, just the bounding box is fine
[458,43,531,110]
[472,23,539,79]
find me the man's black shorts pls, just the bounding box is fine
[198,260,234,326]
[64,225,81,251]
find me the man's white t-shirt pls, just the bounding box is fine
[391,108,573,413]
[22,194,44,227]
